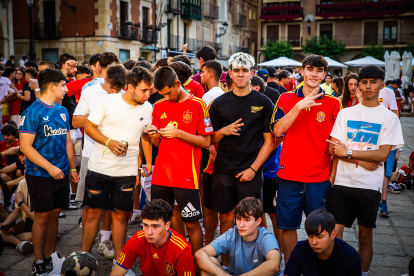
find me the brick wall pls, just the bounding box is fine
[60,0,96,37]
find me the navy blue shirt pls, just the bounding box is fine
[285,238,361,276]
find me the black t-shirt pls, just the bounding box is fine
[209,90,273,174]
[285,238,362,276]
[62,78,77,130]
[268,81,287,93]
[263,86,280,105]
[20,83,36,114]
[143,92,164,165]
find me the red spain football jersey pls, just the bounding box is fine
[116,229,195,276]
[66,78,92,97]
[183,79,205,99]
[271,86,342,182]
[152,94,214,189]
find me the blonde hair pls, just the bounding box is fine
[228,52,255,70]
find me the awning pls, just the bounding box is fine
[258,57,302,67]
[167,50,196,58]
[140,45,160,52]
[344,56,385,67]
[323,57,347,68]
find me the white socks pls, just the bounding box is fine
[362,272,369,276]
[101,230,112,243]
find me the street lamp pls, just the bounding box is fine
[307,19,312,35]
[216,22,229,38]
[27,0,36,61]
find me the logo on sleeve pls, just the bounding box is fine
[183,111,192,124]
[379,98,384,103]
[20,116,26,126]
[60,114,66,122]
[203,117,211,127]
[316,111,325,122]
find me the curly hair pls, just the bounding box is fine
[106,64,127,90]
[126,66,153,88]
[302,54,328,72]
[233,197,263,220]
[141,199,173,223]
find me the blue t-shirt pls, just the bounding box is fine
[19,99,70,177]
[210,226,279,276]
[263,145,282,179]
[285,238,361,276]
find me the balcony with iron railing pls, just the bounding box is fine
[185,38,197,52]
[202,2,219,19]
[181,0,202,21]
[262,37,303,48]
[332,33,414,47]
[117,22,139,40]
[169,35,185,50]
[260,4,303,21]
[34,22,61,39]
[167,0,181,14]
[140,28,158,44]
[232,13,247,27]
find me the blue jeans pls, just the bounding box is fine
[276,178,332,230]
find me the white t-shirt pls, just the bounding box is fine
[73,84,109,158]
[330,104,404,192]
[379,88,398,111]
[87,93,152,176]
[202,86,225,107]
[0,77,13,105]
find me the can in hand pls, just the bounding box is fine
[120,140,128,156]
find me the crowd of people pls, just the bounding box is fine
[0,47,413,276]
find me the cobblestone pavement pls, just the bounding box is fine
[1,117,413,276]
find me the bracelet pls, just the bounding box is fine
[18,201,24,207]
[70,169,77,172]
[329,174,335,180]
[356,159,359,168]
[105,138,111,146]
[249,166,257,174]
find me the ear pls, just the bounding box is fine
[251,70,254,77]
[381,81,385,89]
[49,82,55,91]
[166,221,171,230]
[175,80,181,87]
[331,229,336,240]
[301,67,304,75]
[256,217,262,226]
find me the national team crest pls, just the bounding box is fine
[60,114,66,122]
[164,262,174,275]
[183,111,192,124]
[316,111,325,122]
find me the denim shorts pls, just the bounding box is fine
[385,149,397,178]
[276,178,332,230]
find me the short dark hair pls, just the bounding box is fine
[196,46,217,62]
[0,65,4,71]
[302,54,328,72]
[123,59,138,70]
[265,66,277,77]
[98,52,120,69]
[324,74,332,80]
[305,208,336,236]
[105,64,127,90]
[5,60,13,67]
[154,67,178,91]
[171,55,191,67]
[4,68,15,77]
[222,66,229,73]
[233,197,264,221]
[226,72,233,89]
[285,67,293,74]
[202,60,223,82]
[1,124,18,137]
[6,120,18,129]
[278,70,291,81]
[135,60,153,72]
[154,57,169,68]
[58,53,77,70]
[141,199,173,224]
[38,68,66,93]
[358,65,385,81]
[39,61,55,69]
[25,68,38,79]
[169,61,192,84]
[25,61,38,70]
[75,65,92,77]
[251,75,265,93]
[89,54,101,67]
[126,66,153,88]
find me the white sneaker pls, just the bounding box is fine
[113,258,136,275]
[128,213,142,225]
[16,241,33,255]
[98,240,115,259]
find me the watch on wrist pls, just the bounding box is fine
[35,88,40,92]
[347,150,353,159]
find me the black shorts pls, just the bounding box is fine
[212,170,263,213]
[26,174,69,212]
[328,185,381,228]
[202,172,214,210]
[82,170,136,212]
[151,184,202,222]
[200,148,210,174]
[263,177,278,214]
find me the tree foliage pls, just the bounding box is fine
[262,40,294,60]
[302,35,346,57]
[362,43,386,60]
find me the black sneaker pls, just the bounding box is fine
[69,193,76,204]
[32,260,47,276]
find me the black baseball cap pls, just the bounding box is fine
[265,66,277,77]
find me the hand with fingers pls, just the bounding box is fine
[296,88,323,110]
[107,139,127,156]
[221,118,244,136]
[236,167,256,182]
[47,165,65,180]
[146,125,161,139]
[158,124,181,139]
[359,160,383,171]
[326,139,348,158]
[70,170,80,183]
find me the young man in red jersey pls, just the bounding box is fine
[148,67,213,257]
[111,199,195,276]
[271,55,341,264]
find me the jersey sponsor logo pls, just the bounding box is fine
[379,98,384,103]
[316,111,325,122]
[60,114,66,122]
[251,106,263,113]
[183,111,192,124]
[20,116,26,126]
[43,116,50,122]
[160,112,167,119]
[181,202,201,218]
[203,117,211,127]
[164,262,174,276]
[44,125,67,137]
[153,253,159,259]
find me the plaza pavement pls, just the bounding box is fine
[1,117,413,275]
